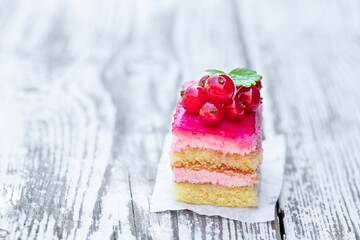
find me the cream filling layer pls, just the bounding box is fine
[172,128,261,155]
[173,167,259,188]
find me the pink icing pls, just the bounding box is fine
[173,167,259,187]
[172,81,263,154]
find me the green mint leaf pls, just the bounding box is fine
[205,69,225,75]
[230,68,256,75]
[229,68,262,87]
[203,68,262,87]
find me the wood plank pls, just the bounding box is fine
[0,0,281,239]
[98,0,278,239]
[237,0,360,239]
[167,0,278,239]
[0,0,127,239]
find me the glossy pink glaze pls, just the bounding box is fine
[173,167,259,187]
[172,81,263,154]
[173,100,257,138]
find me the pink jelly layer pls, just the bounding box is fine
[172,81,263,154]
[173,167,259,187]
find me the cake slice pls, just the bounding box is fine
[171,69,263,208]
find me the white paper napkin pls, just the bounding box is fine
[150,134,286,222]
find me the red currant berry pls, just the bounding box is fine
[255,80,262,90]
[223,99,245,121]
[199,103,224,125]
[205,74,235,104]
[235,86,261,112]
[198,73,211,87]
[182,86,209,114]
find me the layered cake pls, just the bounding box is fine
[171,68,263,208]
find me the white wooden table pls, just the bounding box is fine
[0,0,359,239]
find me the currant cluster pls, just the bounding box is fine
[181,73,262,125]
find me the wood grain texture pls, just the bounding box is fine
[1,0,359,239]
[238,0,360,239]
[0,0,278,239]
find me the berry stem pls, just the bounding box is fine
[218,77,224,84]
[209,108,217,114]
